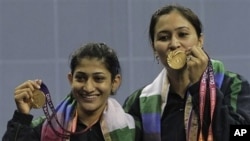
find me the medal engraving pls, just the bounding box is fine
[31,90,46,109]
[167,50,187,70]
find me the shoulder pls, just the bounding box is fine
[123,86,145,111]
[126,86,145,103]
[211,59,249,87]
[224,71,249,86]
[220,69,250,94]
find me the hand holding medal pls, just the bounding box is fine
[14,79,46,114]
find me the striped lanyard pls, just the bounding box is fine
[198,60,216,141]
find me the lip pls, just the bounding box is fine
[78,93,101,101]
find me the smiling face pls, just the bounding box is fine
[68,57,120,114]
[153,10,203,68]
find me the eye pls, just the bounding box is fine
[157,34,170,41]
[75,74,86,82]
[94,76,105,83]
[178,32,189,38]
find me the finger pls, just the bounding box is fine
[186,55,191,62]
[15,80,40,91]
[34,79,42,88]
[186,55,203,69]
[189,46,201,57]
[15,88,34,100]
[28,80,41,89]
[189,47,208,64]
[14,90,32,103]
[187,55,197,63]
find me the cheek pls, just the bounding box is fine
[100,85,110,93]
[71,82,83,93]
[99,84,112,95]
[185,42,195,49]
[184,38,200,48]
[154,42,168,53]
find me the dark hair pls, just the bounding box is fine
[149,4,203,46]
[69,42,121,81]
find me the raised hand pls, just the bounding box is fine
[14,79,42,114]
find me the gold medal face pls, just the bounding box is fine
[167,50,187,70]
[31,90,46,109]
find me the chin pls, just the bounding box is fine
[79,103,99,112]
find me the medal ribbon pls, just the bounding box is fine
[198,60,216,141]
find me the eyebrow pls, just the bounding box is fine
[157,26,190,34]
[76,71,105,75]
[175,26,190,31]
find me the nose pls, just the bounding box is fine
[83,79,95,93]
[169,37,180,50]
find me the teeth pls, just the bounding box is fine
[79,94,99,98]
[84,95,96,98]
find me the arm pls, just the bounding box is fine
[212,72,250,141]
[189,71,250,140]
[2,110,43,141]
[2,80,44,141]
[220,72,250,124]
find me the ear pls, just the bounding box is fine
[198,34,204,47]
[67,72,73,85]
[111,74,121,94]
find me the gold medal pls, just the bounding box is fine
[167,50,187,70]
[31,89,46,109]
